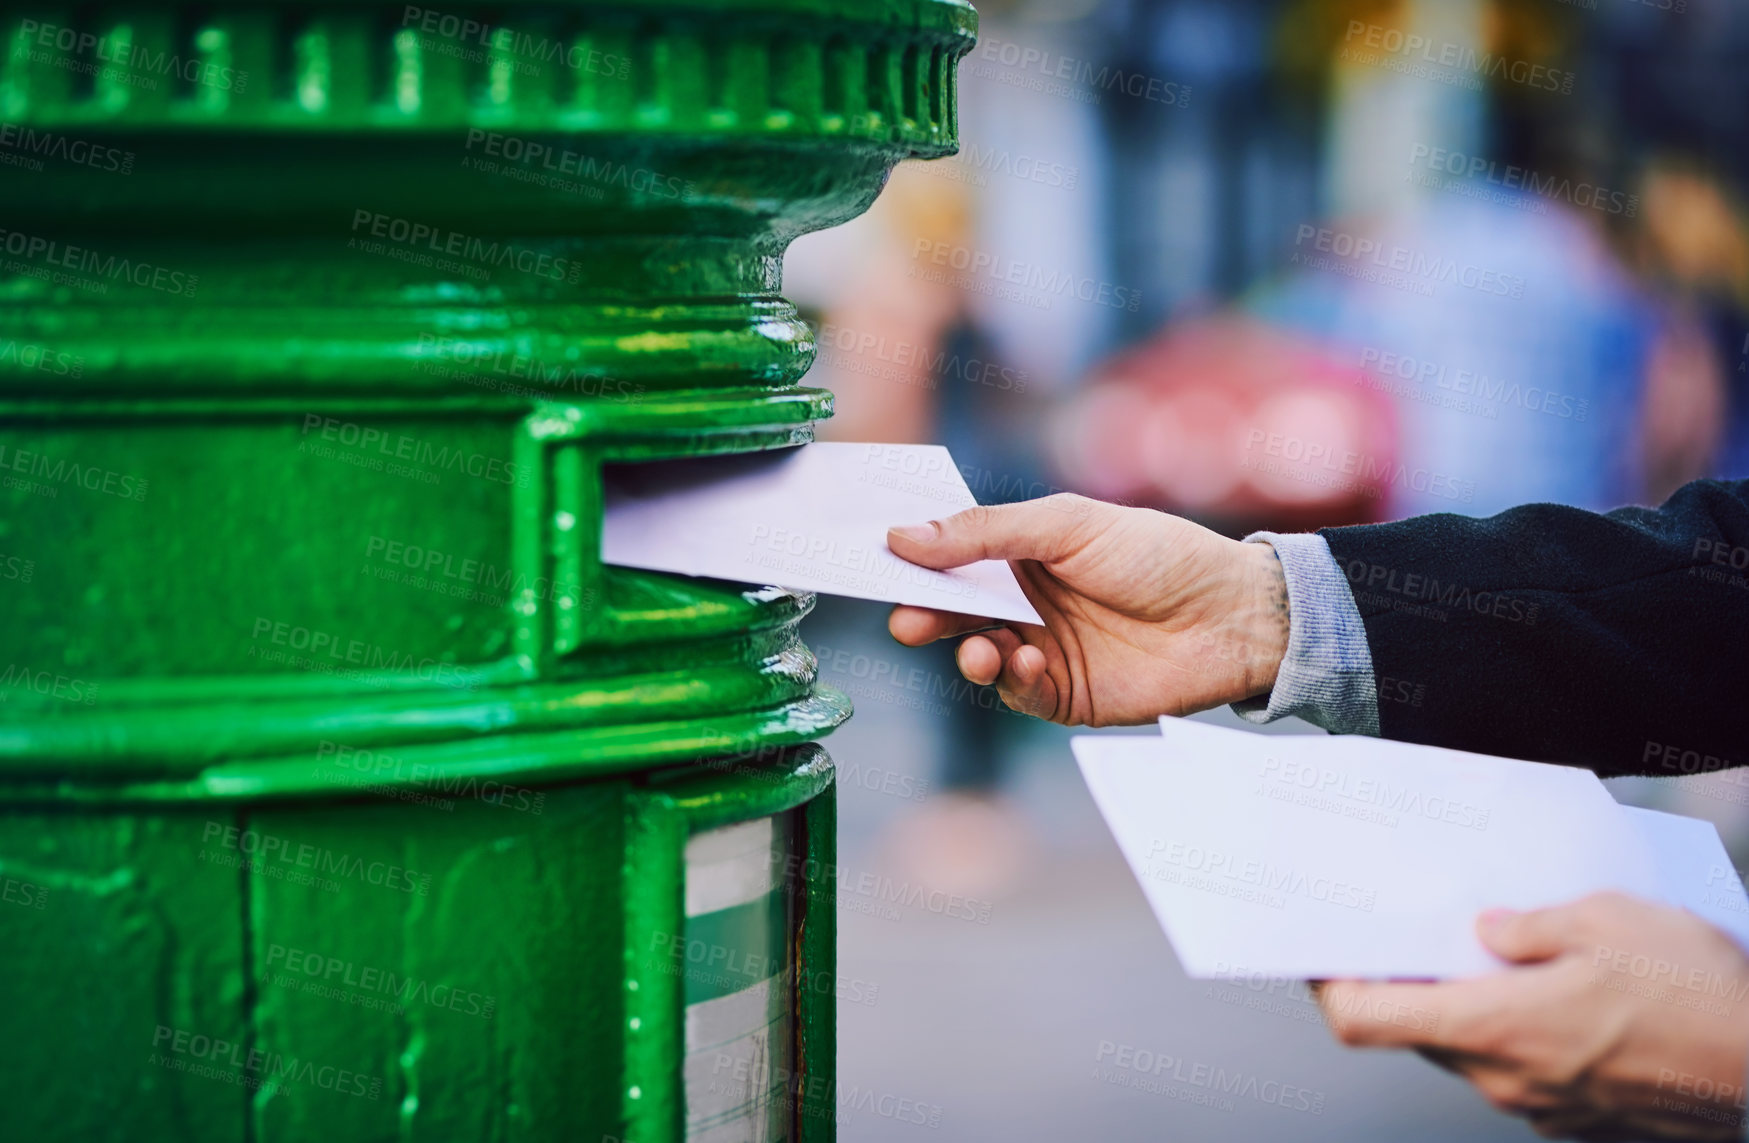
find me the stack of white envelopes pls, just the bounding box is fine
[1075,718,1749,980]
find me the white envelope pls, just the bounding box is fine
[601,443,1043,625]
[1622,804,1749,950]
[1074,718,1669,979]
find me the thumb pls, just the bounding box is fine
[886,495,1099,571]
[1477,905,1573,964]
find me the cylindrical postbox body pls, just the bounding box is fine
[0,3,975,1139]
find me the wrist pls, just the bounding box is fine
[1236,540,1290,701]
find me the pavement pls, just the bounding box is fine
[810,598,1544,1143]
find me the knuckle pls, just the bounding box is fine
[951,503,996,534]
[1042,492,1092,514]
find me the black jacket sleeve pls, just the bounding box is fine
[1317,479,1749,777]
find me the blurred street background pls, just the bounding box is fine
[782,0,1749,1137]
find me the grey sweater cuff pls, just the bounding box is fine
[1230,532,1380,737]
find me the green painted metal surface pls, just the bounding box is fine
[0,0,975,1138]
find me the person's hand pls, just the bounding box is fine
[1317,893,1749,1140]
[885,495,1290,725]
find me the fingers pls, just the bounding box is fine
[886,595,1065,721]
[1478,901,1592,965]
[1318,981,1454,1049]
[956,629,1020,686]
[997,643,1060,720]
[887,605,1010,647]
[945,630,1062,720]
[1479,893,1669,967]
[956,631,1061,720]
[886,495,1100,572]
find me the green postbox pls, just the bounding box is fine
[0,1,975,1138]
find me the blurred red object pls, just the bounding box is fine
[1049,317,1399,532]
